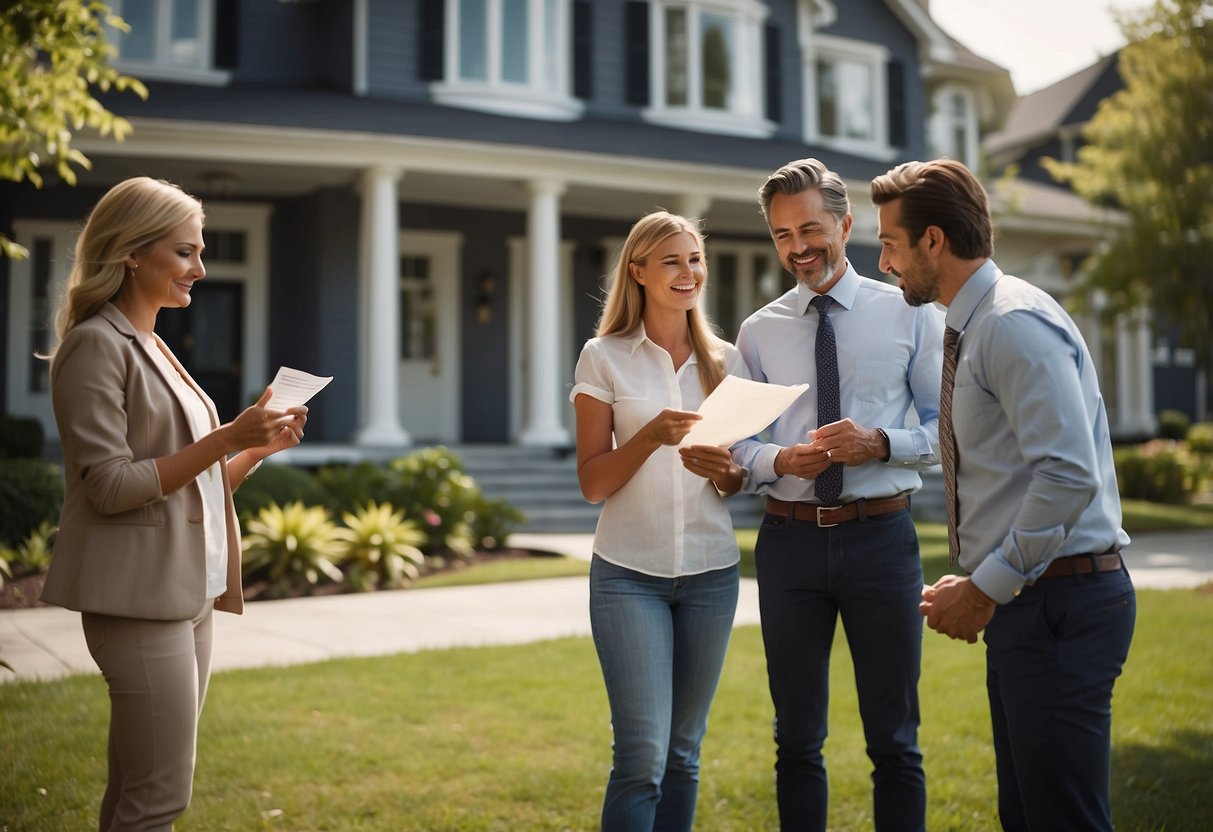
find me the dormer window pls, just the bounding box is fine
[802,34,895,160]
[929,84,979,168]
[108,0,228,84]
[642,1,775,139]
[428,0,584,121]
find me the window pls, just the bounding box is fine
[400,255,436,361]
[432,0,583,120]
[706,242,787,340]
[108,0,226,84]
[802,34,894,160]
[645,1,774,138]
[929,85,978,167]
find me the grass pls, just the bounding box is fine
[2,589,1210,831]
[2,504,1210,830]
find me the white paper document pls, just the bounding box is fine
[679,375,809,448]
[265,367,333,411]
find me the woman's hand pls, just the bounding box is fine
[224,387,307,455]
[644,408,701,447]
[680,443,743,495]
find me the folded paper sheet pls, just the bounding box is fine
[265,367,333,411]
[679,374,809,448]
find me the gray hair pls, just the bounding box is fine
[758,158,850,224]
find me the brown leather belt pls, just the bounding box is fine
[1038,552,1124,579]
[764,496,909,528]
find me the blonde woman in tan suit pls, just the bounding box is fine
[40,177,309,832]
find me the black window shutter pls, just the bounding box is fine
[764,23,781,123]
[418,0,445,81]
[625,2,649,106]
[573,1,592,98]
[213,0,239,70]
[887,60,907,148]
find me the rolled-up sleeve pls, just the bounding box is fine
[570,342,614,406]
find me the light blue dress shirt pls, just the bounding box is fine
[946,260,1131,604]
[732,261,944,502]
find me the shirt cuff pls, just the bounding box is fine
[969,555,1027,605]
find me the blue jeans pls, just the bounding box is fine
[755,508,926,832]
[985,564,1135,831]
[589,555,739,832]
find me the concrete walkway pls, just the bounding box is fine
[2,529,1209,685]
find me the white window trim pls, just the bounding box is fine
[110,0,231,85]
[642,0,776,140]
[5,221,76,439]
[801,33,896,161]
[929,83,979,168]
[432,0,584,122]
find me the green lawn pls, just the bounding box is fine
[2,589,1210,831]
[3,503,1210,830]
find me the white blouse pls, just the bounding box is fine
[146,342,229,599]
[569,324,749,578]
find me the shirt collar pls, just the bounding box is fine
[945,259,1002,333]
[621,321,699,365]
[796,259,859,316]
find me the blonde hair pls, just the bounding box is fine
[52,177,204,350]
[596,210,728,395]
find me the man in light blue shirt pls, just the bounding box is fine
[732,158,943,832]
[871,158,1135,832]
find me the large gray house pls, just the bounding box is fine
[1,0,1160,460]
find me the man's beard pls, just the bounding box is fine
[898,256,940,307]
[789,251,840,291]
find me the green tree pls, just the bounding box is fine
[1,0,146,258]
[1045,0,1213,377]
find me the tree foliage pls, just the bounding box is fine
[0,0,147,258]
[1045,0,1213,373]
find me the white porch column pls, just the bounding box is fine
[1133,307,1156,434]
[1115,314,1134,436]
[355,165,411,447]
[519,178,571,447]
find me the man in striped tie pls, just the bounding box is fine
[731,159,945,832]
[871,159,1135,832]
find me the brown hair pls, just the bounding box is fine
[597,211,728,396]
[870,159,994,259]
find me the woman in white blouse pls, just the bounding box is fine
[570,211,748,831]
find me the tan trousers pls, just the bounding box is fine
[82,602,214,832]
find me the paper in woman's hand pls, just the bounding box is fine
[264,367,333,411]
[679,375,809,448]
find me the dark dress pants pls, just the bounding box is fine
[755,507,926,832]
[984,565,1135,831]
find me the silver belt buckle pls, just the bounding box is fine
[816,505,840,528]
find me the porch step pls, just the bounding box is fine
[452,445,765,533]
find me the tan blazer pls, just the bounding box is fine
[42,303,244,619]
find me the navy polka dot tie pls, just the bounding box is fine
[811,295,843,503]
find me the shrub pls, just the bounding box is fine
[1187,422,1213,456]
[335,501,427,591]
[1156,409,1191,441]
[314,461,398,517]
[1,520,56,577]
[0,414,44,459]
[1114,441,1192,504]
[0,459,63,548]
[234,463,325,521]
[467,494,527,550]
[241,501,345,599]
[388,447,476,557]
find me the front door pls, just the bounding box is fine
[158,281,244,422]
[398,230,462,443]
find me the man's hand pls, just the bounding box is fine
[773,442,832,479]
[809,419,888,465]
[920,575,996,644]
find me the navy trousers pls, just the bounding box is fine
[755,507,926,831]
[984,564,1135,831]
